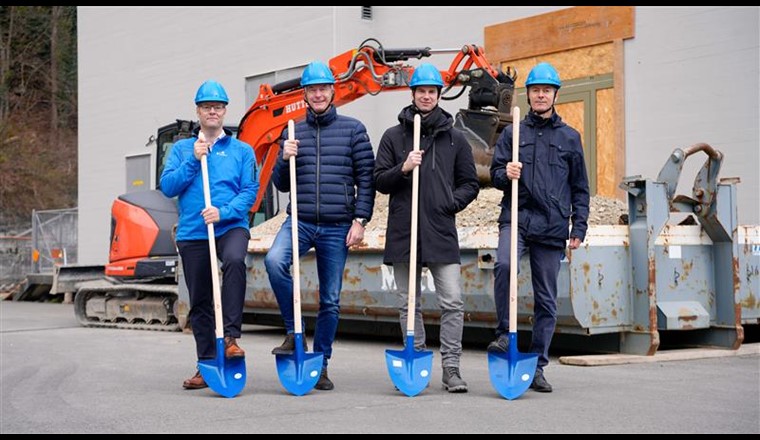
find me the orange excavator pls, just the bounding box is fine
[238,38,517,213]
[73,38,516,331]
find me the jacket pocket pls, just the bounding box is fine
[546,194,571,241]
[444,186,457,214]
[343,183,355,214]
[548,143,570,180]
[550,194,571,218]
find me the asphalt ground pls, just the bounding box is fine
[1,301,758,433]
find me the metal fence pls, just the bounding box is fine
[0,234,31,289]
[30,208,78,275]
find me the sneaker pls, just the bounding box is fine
[486,334,509,353]
[182,369,208,390]
[441,366,468,393]
[271,333,308,355]
[530,370,553,393]
[224,336,245,359]
[315,368,334,391]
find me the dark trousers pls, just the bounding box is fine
[178,227,249,360]
[493,224,564,371]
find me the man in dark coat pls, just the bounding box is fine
[488,62,590,393]
[374,63,479,393]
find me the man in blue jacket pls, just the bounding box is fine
[264,61,375,391]
[487,62,590,393]
[160,80,258,390]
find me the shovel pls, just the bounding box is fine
[385,113,433,397]
[275,120,324,396]
[197,134,246,398]
[488,106,538,400]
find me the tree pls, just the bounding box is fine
[0,6,77,232]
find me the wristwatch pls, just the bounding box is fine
[354,217,369,228]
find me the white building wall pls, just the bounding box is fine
[78,6,759,264]
[626,6,759,225]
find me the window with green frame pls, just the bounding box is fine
[513,73,613,196]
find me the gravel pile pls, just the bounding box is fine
[251,188,628,237]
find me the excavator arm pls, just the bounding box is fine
[237,38,516,213]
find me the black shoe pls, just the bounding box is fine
[315,368,334,391]
[487,335,509,353]
[271,333,308,355]
[441,366,468,393]
[530,370,553,393]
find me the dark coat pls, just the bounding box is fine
[374,105,479,264]
[490,111,590,248]
[272,105,375,224]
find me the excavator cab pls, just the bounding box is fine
[106,191,178,280]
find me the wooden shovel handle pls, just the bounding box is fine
[406,114,421,334]
[287,120,303,334]
[509,107,520,334]
[200,150,223,339]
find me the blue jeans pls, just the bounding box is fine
[264,216,351,367]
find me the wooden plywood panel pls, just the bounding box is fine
[612,39,626,200]
[500,43,612,87]
[485,6,634,61]
[556,101,585,144]
[596,88,616,197]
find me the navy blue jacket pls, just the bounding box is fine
[272,105,375,224]
[490,111,590,248]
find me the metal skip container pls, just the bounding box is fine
[228,144,759,355]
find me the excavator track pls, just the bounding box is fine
[74,279,180,332]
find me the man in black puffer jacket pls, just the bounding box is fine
[265,61,375,391]
[375,63,479,393]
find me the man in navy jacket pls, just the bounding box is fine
[488,63,590,393]
[265,61,375,391]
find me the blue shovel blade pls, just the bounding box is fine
[275,333,324,396]
[198,338,246,398]
[385,336,433,397]
[487,333,538,400]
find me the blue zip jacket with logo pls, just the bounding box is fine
[160,129,258,241]
[490,111,590,248]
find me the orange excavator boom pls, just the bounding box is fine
[237,38,516,212]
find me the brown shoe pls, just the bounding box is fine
[224,336,245,359]
[182,370,207,389]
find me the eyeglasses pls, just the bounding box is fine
[199,104,226,112]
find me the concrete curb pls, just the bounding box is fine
[559,343,760,366]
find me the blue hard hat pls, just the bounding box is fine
[300,61,335,87]
[194,80,229,104]
[525,62,561,89]
[410,63,444,88]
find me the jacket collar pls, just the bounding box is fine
[525,110,562,128]
[306,104,338,126]
[398,104,453,137]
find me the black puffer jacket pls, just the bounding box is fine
[374,105,479,264]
